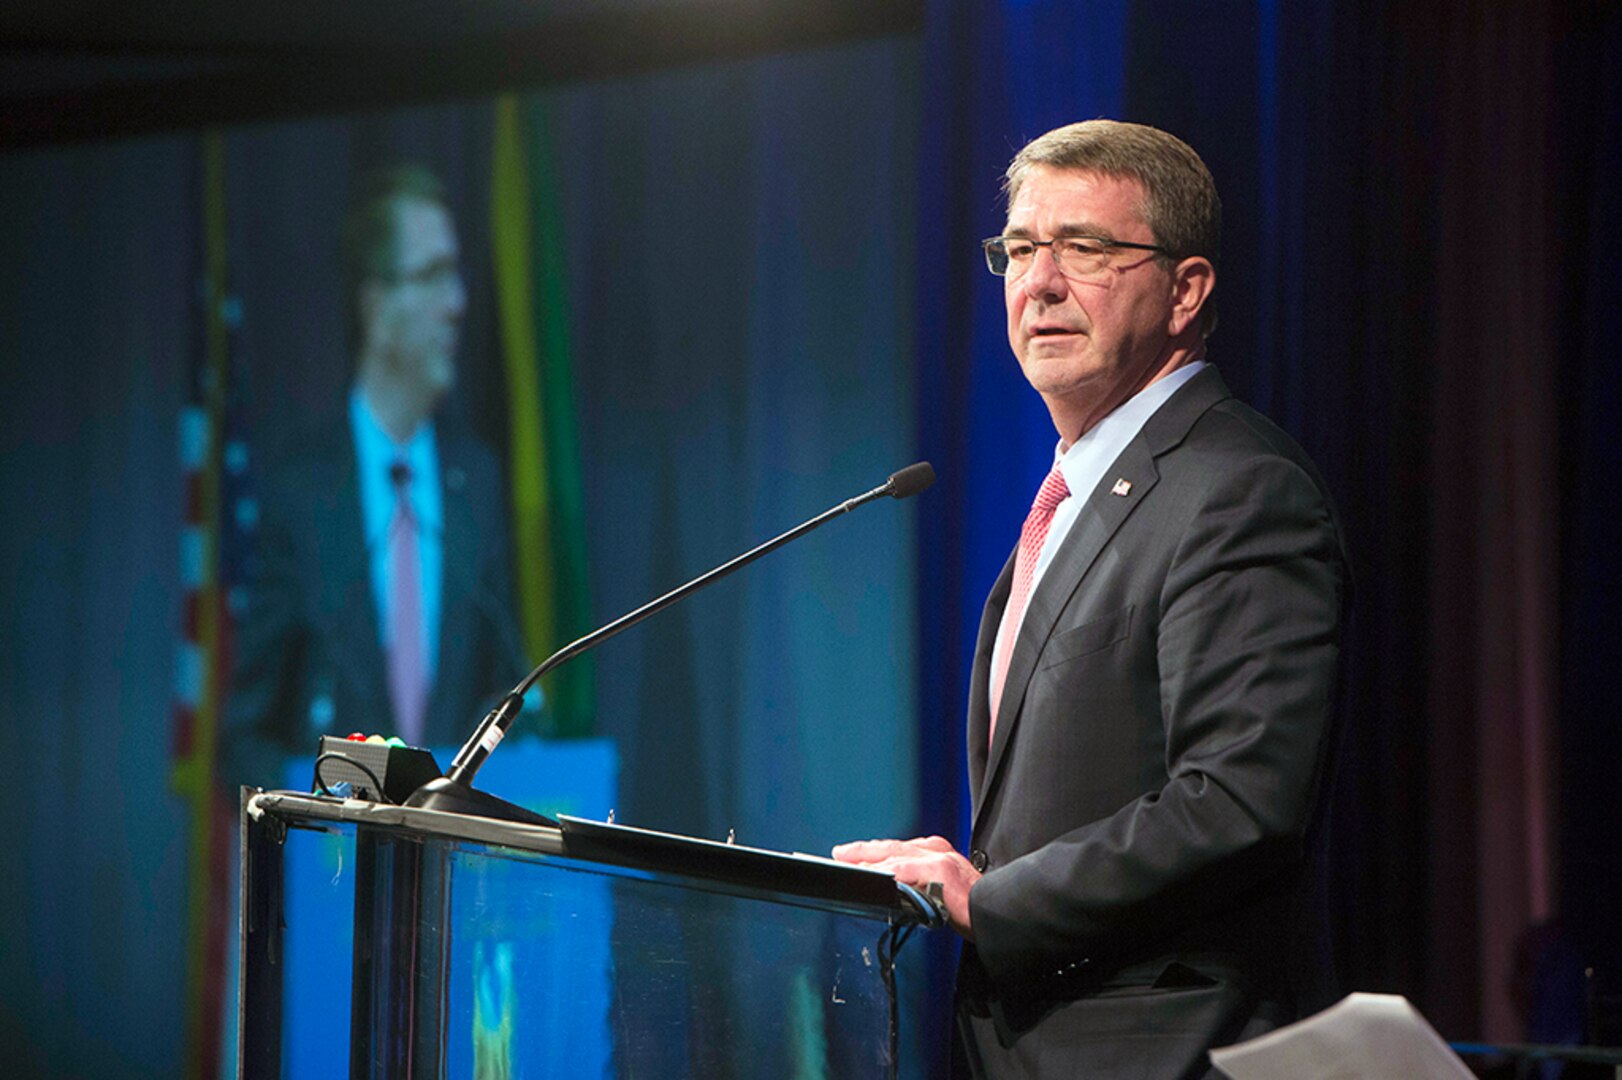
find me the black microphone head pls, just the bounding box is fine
[887,461,936,500]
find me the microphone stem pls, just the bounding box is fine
[445,482,890,787]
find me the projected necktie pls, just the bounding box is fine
[386,461,428,745]
[989,465,1069,743]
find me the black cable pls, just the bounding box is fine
[877,919,923,1080]
[874,879,948,1077]
[312,751,388,803]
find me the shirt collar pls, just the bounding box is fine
[350,387,442,532]
[1053,360,1207,487]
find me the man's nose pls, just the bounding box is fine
[1022,246,1069,301]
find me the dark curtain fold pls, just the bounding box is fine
[1556,0,1622,1010]
[1426,2,1564,1040]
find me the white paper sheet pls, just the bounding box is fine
[1210,992,1476,1080]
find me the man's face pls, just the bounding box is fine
[362,196,466,399]
[1003,166,1178,412]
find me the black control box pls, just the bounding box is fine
[314,736,443,804]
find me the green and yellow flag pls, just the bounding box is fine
[491,94,594,735]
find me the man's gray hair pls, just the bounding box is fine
[1006,120,1221,336]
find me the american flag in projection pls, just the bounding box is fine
[171,130,255,1080]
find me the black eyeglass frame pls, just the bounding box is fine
[980,234,1173,277]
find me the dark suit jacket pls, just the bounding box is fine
[958,367,1349,1079]
[221,422,529,789]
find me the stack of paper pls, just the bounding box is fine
[1210,992,1476,1080]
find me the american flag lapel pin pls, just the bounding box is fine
[1111,478,1132,497]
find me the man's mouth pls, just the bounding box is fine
[1031,326,1080,337]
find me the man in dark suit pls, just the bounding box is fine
[836,121,1348,1078]
[223,165,529,788]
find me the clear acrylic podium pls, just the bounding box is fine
[239,789,931,1079]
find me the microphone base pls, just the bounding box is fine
[401,776,559,828]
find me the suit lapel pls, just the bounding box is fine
[970,366,1234,829]
[317,444,392,713]
[967,550,1016,799]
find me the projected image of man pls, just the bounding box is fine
[222,165,529,786]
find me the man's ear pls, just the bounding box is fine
[1167,256,1215,337]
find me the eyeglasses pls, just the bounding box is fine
[381,257,462,290]
[981,235,1170,280]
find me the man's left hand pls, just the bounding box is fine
[831,835,980,939]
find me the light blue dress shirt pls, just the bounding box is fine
[351,388,443,684]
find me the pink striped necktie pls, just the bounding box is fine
[989,465,1070,742]
[386,461,428,746]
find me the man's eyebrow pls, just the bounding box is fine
[1000,221,1118,240]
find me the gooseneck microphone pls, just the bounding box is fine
[403,462,935,822]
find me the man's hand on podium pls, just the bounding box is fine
[832,835,980,939]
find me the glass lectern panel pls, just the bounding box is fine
[241,792,917,1080]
